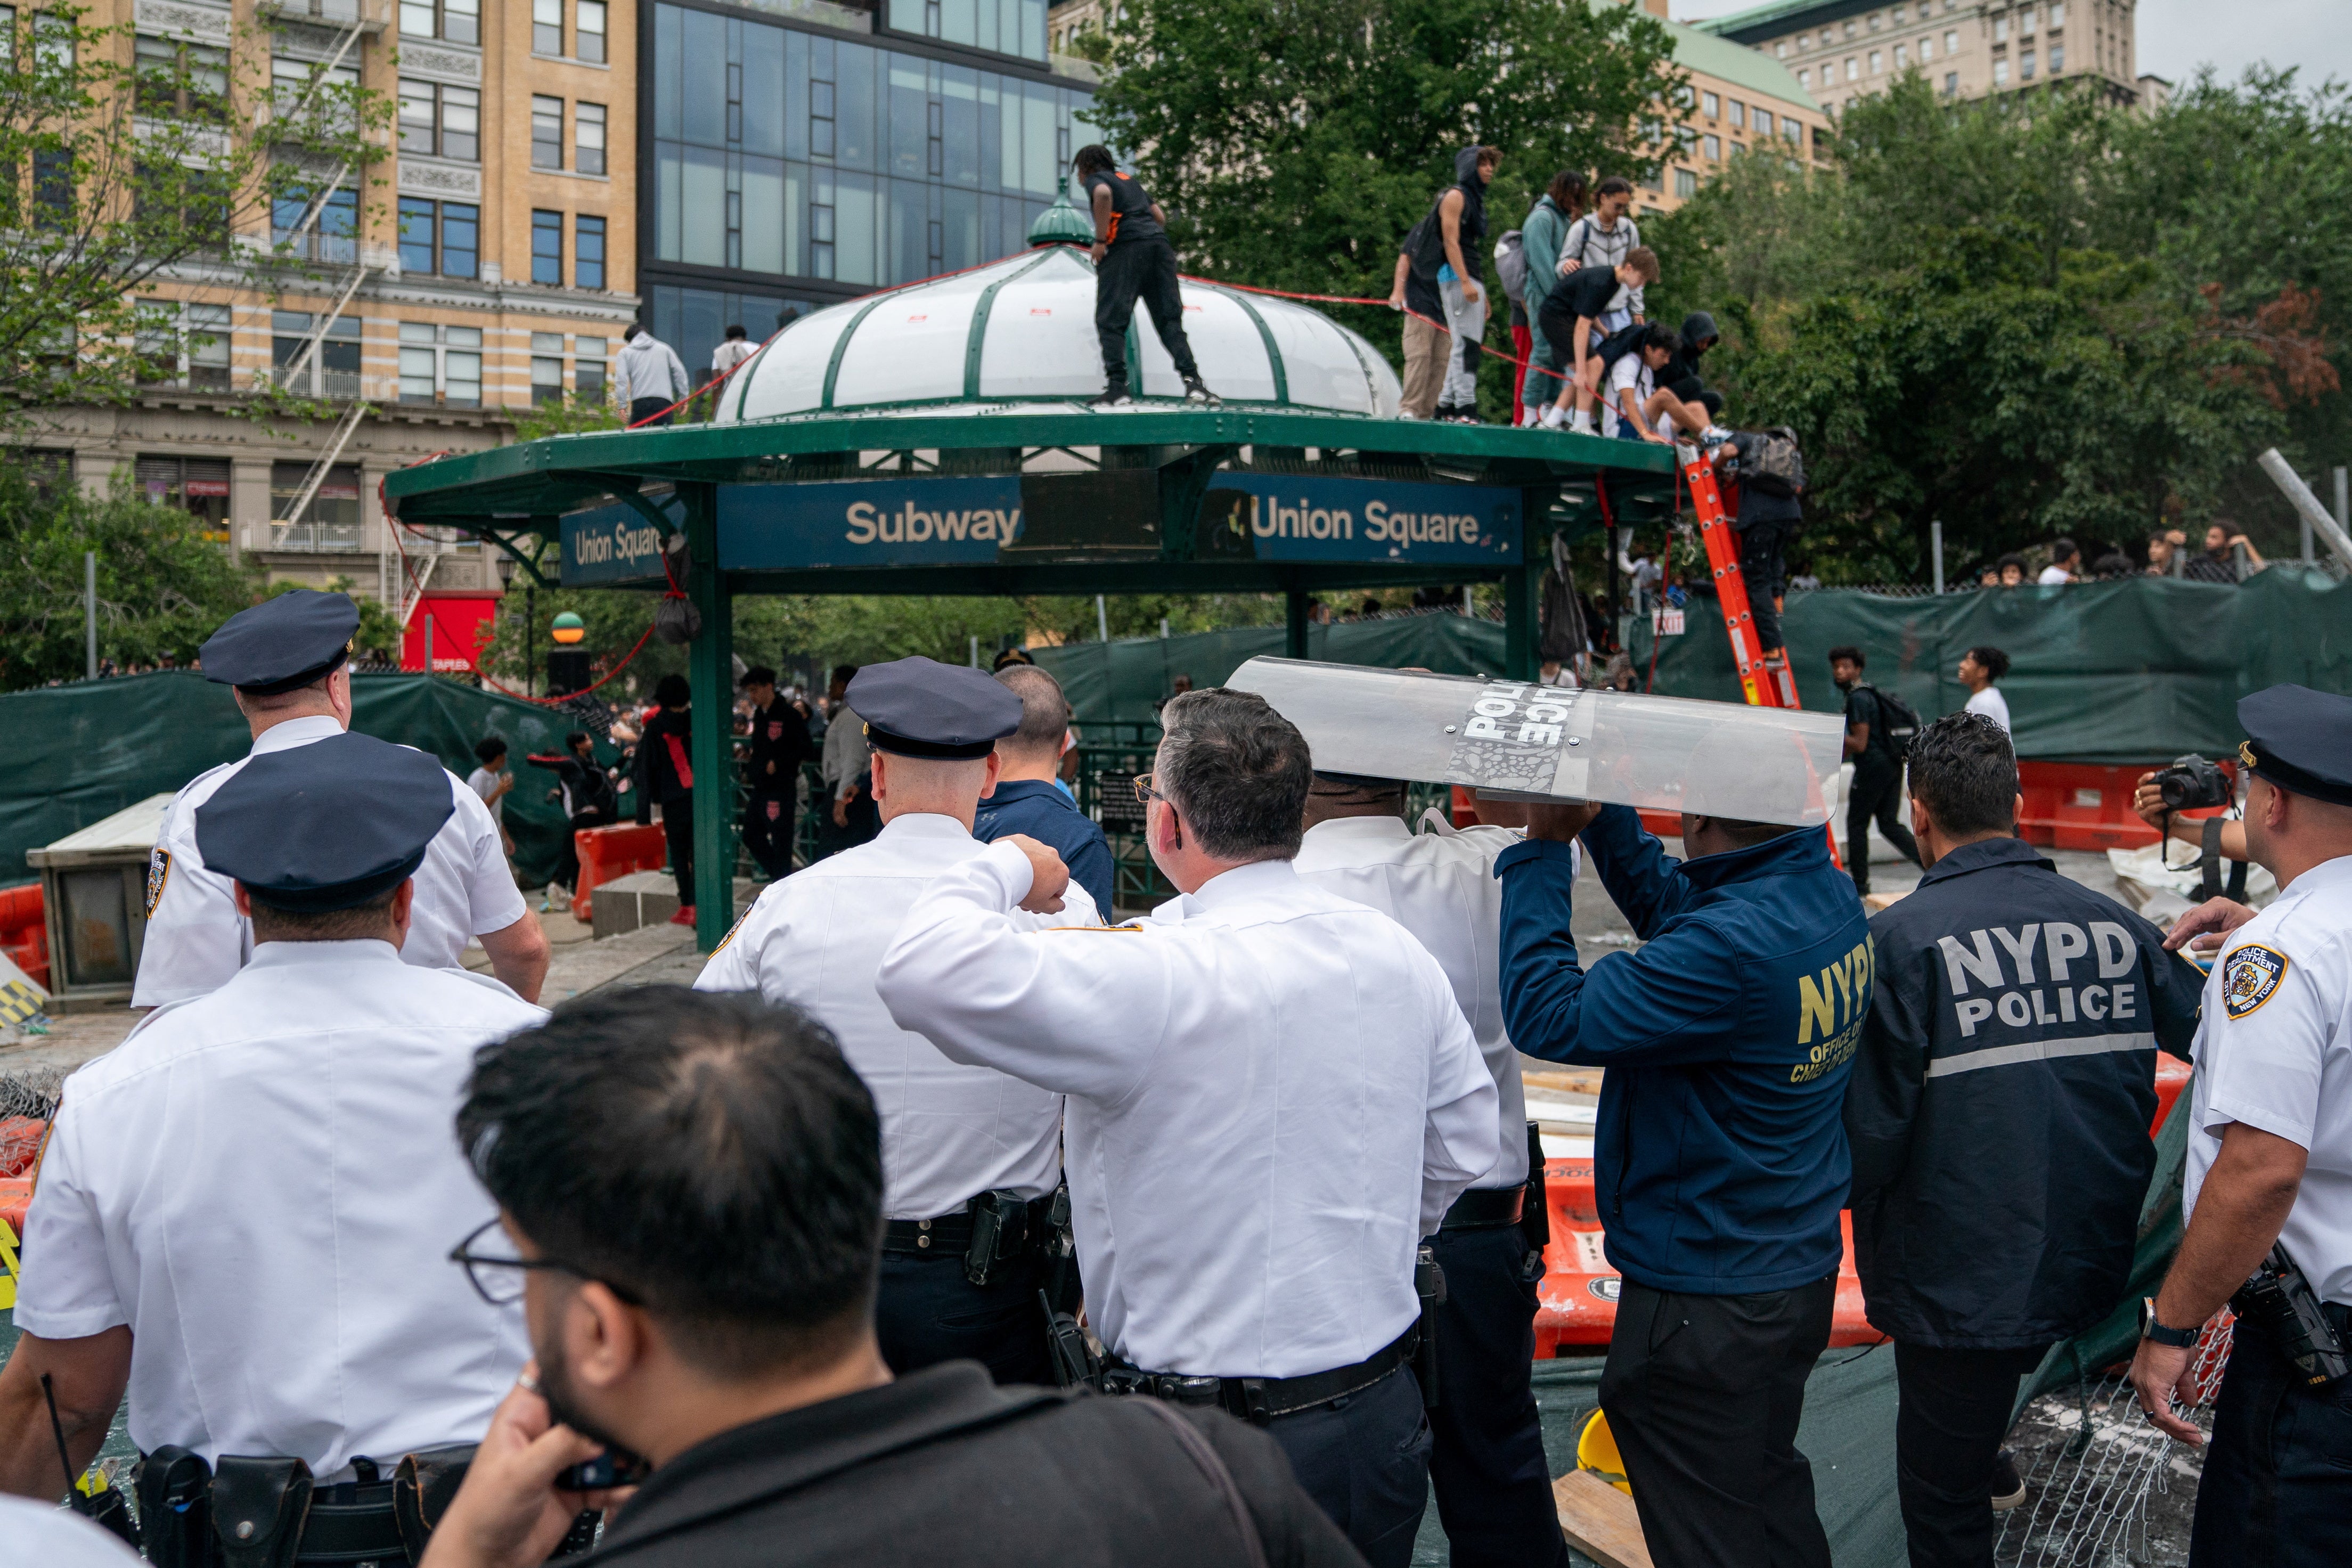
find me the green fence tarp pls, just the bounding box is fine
[3,672,591,892]
[1627,568,2352,764]
[1034,615,1509,730]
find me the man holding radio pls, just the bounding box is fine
[2127,685,2352,1568]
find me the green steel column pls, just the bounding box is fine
[1285,589,1309,659]
[1505,566,1533,680]
[685,485,734,951]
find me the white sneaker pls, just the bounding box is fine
[1540,404,1567,430]
[1571,413,1597,435]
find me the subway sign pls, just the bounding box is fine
[559,496,676,586]
[717,477,1025,570]
[1198,473,1518,564]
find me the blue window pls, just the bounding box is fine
[398,198,436,274]
[440,202,479,279]
[576,215,606,290]
[532,209,563,285]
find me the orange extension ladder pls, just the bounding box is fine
[1684,445,1803,709]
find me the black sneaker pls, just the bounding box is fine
[1989,1450,2026,1512]
[1182,374,1221,406]
[1091,386,1134,410]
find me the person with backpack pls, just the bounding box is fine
[1714,428,1806,658]
[1514,171,1588,426]
[1830,647,1923,896]
[1389,145,1500,423]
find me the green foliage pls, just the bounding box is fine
[1646,71,2350,581]
[1087,0,1685,418]
[511,393,624,443]
[0,6,391,424]
[0,462,262,689]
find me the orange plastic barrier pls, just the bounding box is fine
[2016,760,2234,853]
[1533,1051,2196,1357]
[0,884,48,992]
[569,823,671,922]
[0,1176,29,1242]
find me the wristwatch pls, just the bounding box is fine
[2142,1297,2202,1349]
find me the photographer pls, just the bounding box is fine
[2126,685,2352,1568]
[421,987,1363,1568]
[2133,758,2249,887]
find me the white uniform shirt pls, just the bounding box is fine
[877,846,1499,1378]
[18,941,546,1474]
[1293,814,1573,1191]
[2183,853,2352,1304]
[133,716,528,1007]
[1964,686,2012,732]
[696,812,1101,1218]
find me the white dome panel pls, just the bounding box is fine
[715,243,1404,423]
[829,272,990,409]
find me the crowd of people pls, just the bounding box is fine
[1973,523,2274,589]
[5,587,2348,1568]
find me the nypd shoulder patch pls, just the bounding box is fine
[144,848,172,918]
[2223,944,2288,1020]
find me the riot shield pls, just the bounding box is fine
[1227,657,1842,826]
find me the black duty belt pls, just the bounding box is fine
[881,1193,1053,1261]
[1440,1184,1526,1231]
[296,1478,405,1566]
[1100,1327,1418,1425]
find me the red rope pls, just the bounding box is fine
[1177,272,1578,391]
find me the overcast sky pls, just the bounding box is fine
[1668,0,2352,92]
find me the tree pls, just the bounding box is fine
[0,462,262,688]
[1644,72,2346,580]
[1085,0,1684,416]
[0,5,389,423]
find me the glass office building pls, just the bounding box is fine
[642,0,1094,380]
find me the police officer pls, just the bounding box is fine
[1849,714,2201,1568]
[2127,685,2352,1568]
[877,688,1499,1568]
[0,733,546,1562]
[1496,779,1869,1568]
[1292,775,1566,1568]
[135,590,549,1006]
[696,657,1102,1385]
[739,664,813,881]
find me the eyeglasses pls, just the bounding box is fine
[447,1217,641,1307]
[1132,773,1165,807]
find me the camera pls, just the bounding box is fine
[2153,754,2233,812]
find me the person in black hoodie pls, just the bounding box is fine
[635,673,698,924]
[1074,145,1217,410]
[1390,146,1500,422]
[1661,312,1721,421]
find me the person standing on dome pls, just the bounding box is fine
[1074,145,1218,410]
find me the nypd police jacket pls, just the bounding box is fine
[1497,805,1872,1295]
[1847,836,2201,1349]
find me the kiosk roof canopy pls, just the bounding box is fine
[717,246,1407,421]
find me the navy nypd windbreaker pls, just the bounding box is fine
[1847,837,2201,1348]
[1497,805,1872,1295]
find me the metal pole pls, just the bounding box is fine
[2255,448,2352,570]
[969,634,978,668]
[1462,584,1474,616]
[1930,520,1945,595]
[84,552,96,680]
[526,585,537,697]
[685,484,733,950]
[1095,594,1109,643]
[1159,616,1169,639]
[424,614,434,676]
[1285,589,1310,659]
[2329,466,2346,565]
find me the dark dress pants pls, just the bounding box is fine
[873,1252,1054,1387]
[1845,751,1921,896]
[2190,1306,2352,1568]
[627,396,674,427]
[1598,1276,1836,1568]
[1094,238,1199,390]
[660,795,693,908]
[1893,1341,2049,1568]
[740,790,795,879]
[1426,1223,1569,1568]
[1738,519,1793,652]
[1265,1363,1432,1568]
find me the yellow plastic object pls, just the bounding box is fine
[0,1215,17,1311]
[1577,1409,1632,1496]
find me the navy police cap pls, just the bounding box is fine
[846,656,1022,760]
[195,732,455,911]
[201,590,361,695]
[2238,684,2352,808]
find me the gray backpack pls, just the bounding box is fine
[1493,231,1528,306]
[1744,427,1807,498]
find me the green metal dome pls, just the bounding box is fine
[1027,190,1096,248]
